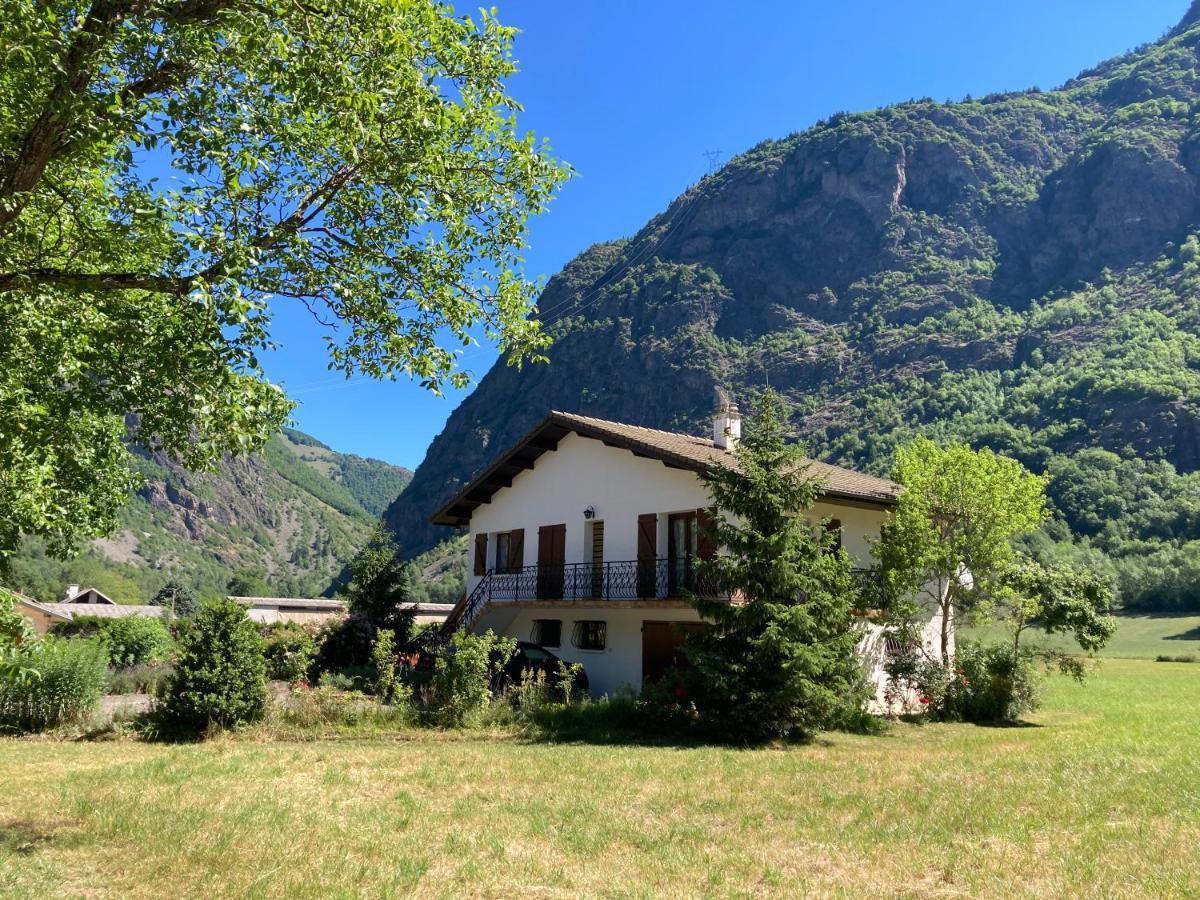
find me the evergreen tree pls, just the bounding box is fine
[684,390,866,741]
[343,525,415,640]
[151,579,198,618]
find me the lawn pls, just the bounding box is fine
[1,658,1198,898]
[968,611,1200,659]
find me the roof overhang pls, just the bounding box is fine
[430,412,898,528]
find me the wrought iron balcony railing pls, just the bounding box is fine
[438,561,890,639]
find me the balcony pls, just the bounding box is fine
[482,558,718,604]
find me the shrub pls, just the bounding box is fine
[158,598,268,733]
[100,616,173,667]
[312,613,377,674]
[370,628,398,700]
[0,638,109,733]
[1156,653,1197,663]
[262,623,317,683]
[892,641,1041,723]
[107,663,173,695]
[425,630,515,728]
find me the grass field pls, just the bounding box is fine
[968,611,1200,659]
[1,657,1198,898]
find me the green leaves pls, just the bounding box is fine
[0,0,567,565]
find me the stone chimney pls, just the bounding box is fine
[712,401,741,451]
[65,584,80,602]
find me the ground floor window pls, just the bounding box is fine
[572,620,606,651]
[530,618,562,648]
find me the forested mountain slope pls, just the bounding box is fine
[11,431,410,604]
[386,4,1200,610]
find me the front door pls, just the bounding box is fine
[667,512,698,596]
[642,621,707,685]
[537,523,566,600]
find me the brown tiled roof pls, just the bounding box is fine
[431,410,900,526]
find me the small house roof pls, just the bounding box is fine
[431,410,901,527]
[36,603,166,620]
[229,596,346,611]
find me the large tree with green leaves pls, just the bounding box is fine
[878,437,1050,664]
[684,390,865,741]
[342,524,413,638]
[0,0,568,568]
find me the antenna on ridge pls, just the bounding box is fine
[703,149,722,175]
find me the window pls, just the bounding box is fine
[530,618,562,648]
[572,620,606,651]
[495,532,511,573]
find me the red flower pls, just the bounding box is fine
[918,696,930,705]
[674,686,687,698]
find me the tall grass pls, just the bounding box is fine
[0,638,108,733]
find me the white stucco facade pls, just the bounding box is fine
[447,428,946,699]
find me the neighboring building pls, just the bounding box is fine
[230,596,455,627]
[62,584,119,605]
[230,597,347,626]
[13,589,166,635]
[432,406,948,700]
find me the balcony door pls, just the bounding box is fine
[668,512,698,596]
[537,523,566,600]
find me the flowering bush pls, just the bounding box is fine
[886,641,1041,723]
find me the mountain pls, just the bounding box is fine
[10,430,411,604]
[384,5,1200,612]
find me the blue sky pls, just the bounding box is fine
[261,0,1188,469]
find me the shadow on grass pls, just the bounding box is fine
[1164,626,1200,641]
[515,699,895,750]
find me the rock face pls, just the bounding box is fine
[384,8,1200,577]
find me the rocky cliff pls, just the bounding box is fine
[386,6,1200,610]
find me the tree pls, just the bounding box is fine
[151,579,197,618]
[878,437,1049,664]
[684,390,865,741]
[0,1,569,569]
[1003,560,1117,657]
[225,568,269,599]
[160,597,267,733]
[342,525,414,639]
[0,587,41,682]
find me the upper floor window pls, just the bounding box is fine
[495,531,512,573]
[572,620,606,651]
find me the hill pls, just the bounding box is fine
[384,4,1200,611]
[10,430,410,604]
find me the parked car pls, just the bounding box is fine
[493,641,590,698]
[399,636,590,699]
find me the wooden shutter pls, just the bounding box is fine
[827,518,843,554]
[697,508,717,560]
[474,533,488,576]
[508,529,525,571]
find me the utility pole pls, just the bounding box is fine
[703,149,722,175]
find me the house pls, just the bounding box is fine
[230,596,348,626]
[432,405,947,701]
[13,588,166,635]
[62,584,119,605]
[230,596,457,628]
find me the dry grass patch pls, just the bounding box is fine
[0,659,1197,897]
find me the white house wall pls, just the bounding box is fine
[474,604,704,697]
[466,432,889,586]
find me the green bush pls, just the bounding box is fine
[159,598,268,734]
[0,638,109,733]
[100,616,173,667]
[895,641,1041,723]
[262,623,317,683]
[425,630,515,728]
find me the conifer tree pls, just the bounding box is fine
[685,389,866,740]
